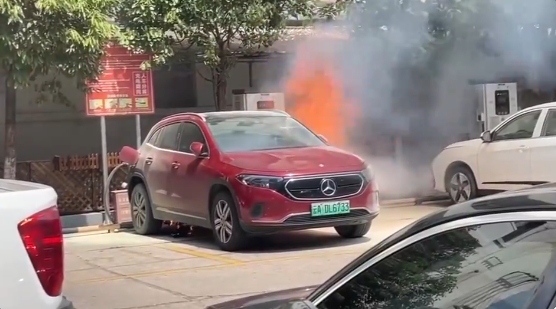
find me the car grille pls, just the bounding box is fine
[284,209,371,224]
[284,173,365,200]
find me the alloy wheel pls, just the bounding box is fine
[214,200,233,243]
[132,191,147,228]
[449,172,471,203]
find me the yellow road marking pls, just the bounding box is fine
[157,245,245,265]
[69,249,361,285]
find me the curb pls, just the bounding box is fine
[62,223,121,235]
[381,198,416,206]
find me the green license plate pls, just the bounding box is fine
[311,200,350,217]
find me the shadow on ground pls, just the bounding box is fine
[128,226,371,254]
[120,199,451,253]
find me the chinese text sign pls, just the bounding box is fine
[86,45,155,116]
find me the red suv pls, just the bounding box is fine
[121,110,380,251]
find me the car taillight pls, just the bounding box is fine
[18,206,64,297]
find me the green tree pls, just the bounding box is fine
[0,0,119,179]
[117,0,319,111]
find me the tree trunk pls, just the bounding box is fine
[3,76,16,179]
[214,71,228,111]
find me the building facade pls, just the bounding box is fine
[0,57,289,161]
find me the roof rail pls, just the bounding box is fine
[161,112,205,121]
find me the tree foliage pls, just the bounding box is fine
[117,0,321,111]
[0,0,119,178]
[0,0,119,97]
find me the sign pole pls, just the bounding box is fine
[85,44,156,226]
[100,116,110,221]
[135,114,141,148]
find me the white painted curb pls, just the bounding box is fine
[62,224,121,235]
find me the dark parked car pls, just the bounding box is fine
[120,110,379,251]
[207,183,556,309]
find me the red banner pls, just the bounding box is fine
[86,45,155,116]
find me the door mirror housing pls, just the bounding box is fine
[317,134,328,143]
[190,142,207,157]
[481,131,492,142]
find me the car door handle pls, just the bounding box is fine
[145,157,153,165]
[171,162,180,169]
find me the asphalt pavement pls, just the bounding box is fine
[63,202,448,309]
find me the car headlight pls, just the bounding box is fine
[361,165,373,182]
[362,165,379,192]
[237,175,284,190]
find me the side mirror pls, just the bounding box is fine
[190,142,207,157]
[317,134,328,143]
[481,131,492,142]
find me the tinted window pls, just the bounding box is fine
[147,128,162,146]
[178,122,206,153]
[206,116,324,152]
[158,123,181,150]
[494,111,541,140]
[317,221,556,309]
[542,109,556,137]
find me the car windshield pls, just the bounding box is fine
[206,116,325,152]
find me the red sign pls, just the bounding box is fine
[257,100,275,109]
[86,45,155,116]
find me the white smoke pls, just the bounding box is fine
[263,0,556,198]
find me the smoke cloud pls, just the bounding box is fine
[261,0,556,198]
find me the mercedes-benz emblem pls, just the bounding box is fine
[320,178,337,196]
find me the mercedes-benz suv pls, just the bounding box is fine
[120,110,380,251]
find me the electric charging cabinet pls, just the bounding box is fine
[476,83,519,131]
[232,90,286,111]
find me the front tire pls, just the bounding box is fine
[211,191,248,251]
[446,166,478,204]
[335,222,371,238]
[131,183,162,235]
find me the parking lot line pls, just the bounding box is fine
[157,245,246,265]
[69,249,361,285]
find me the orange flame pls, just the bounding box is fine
[284,43,355,148]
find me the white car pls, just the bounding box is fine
[432,101,556,204]
[0,179,74,309]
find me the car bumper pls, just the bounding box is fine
[233,178,379,223]
[58,296,74,309]
[240,210,379,234]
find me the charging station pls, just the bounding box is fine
[231,89,286,111]
[475,83,519,131]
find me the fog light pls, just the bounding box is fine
[250,203,265,218]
